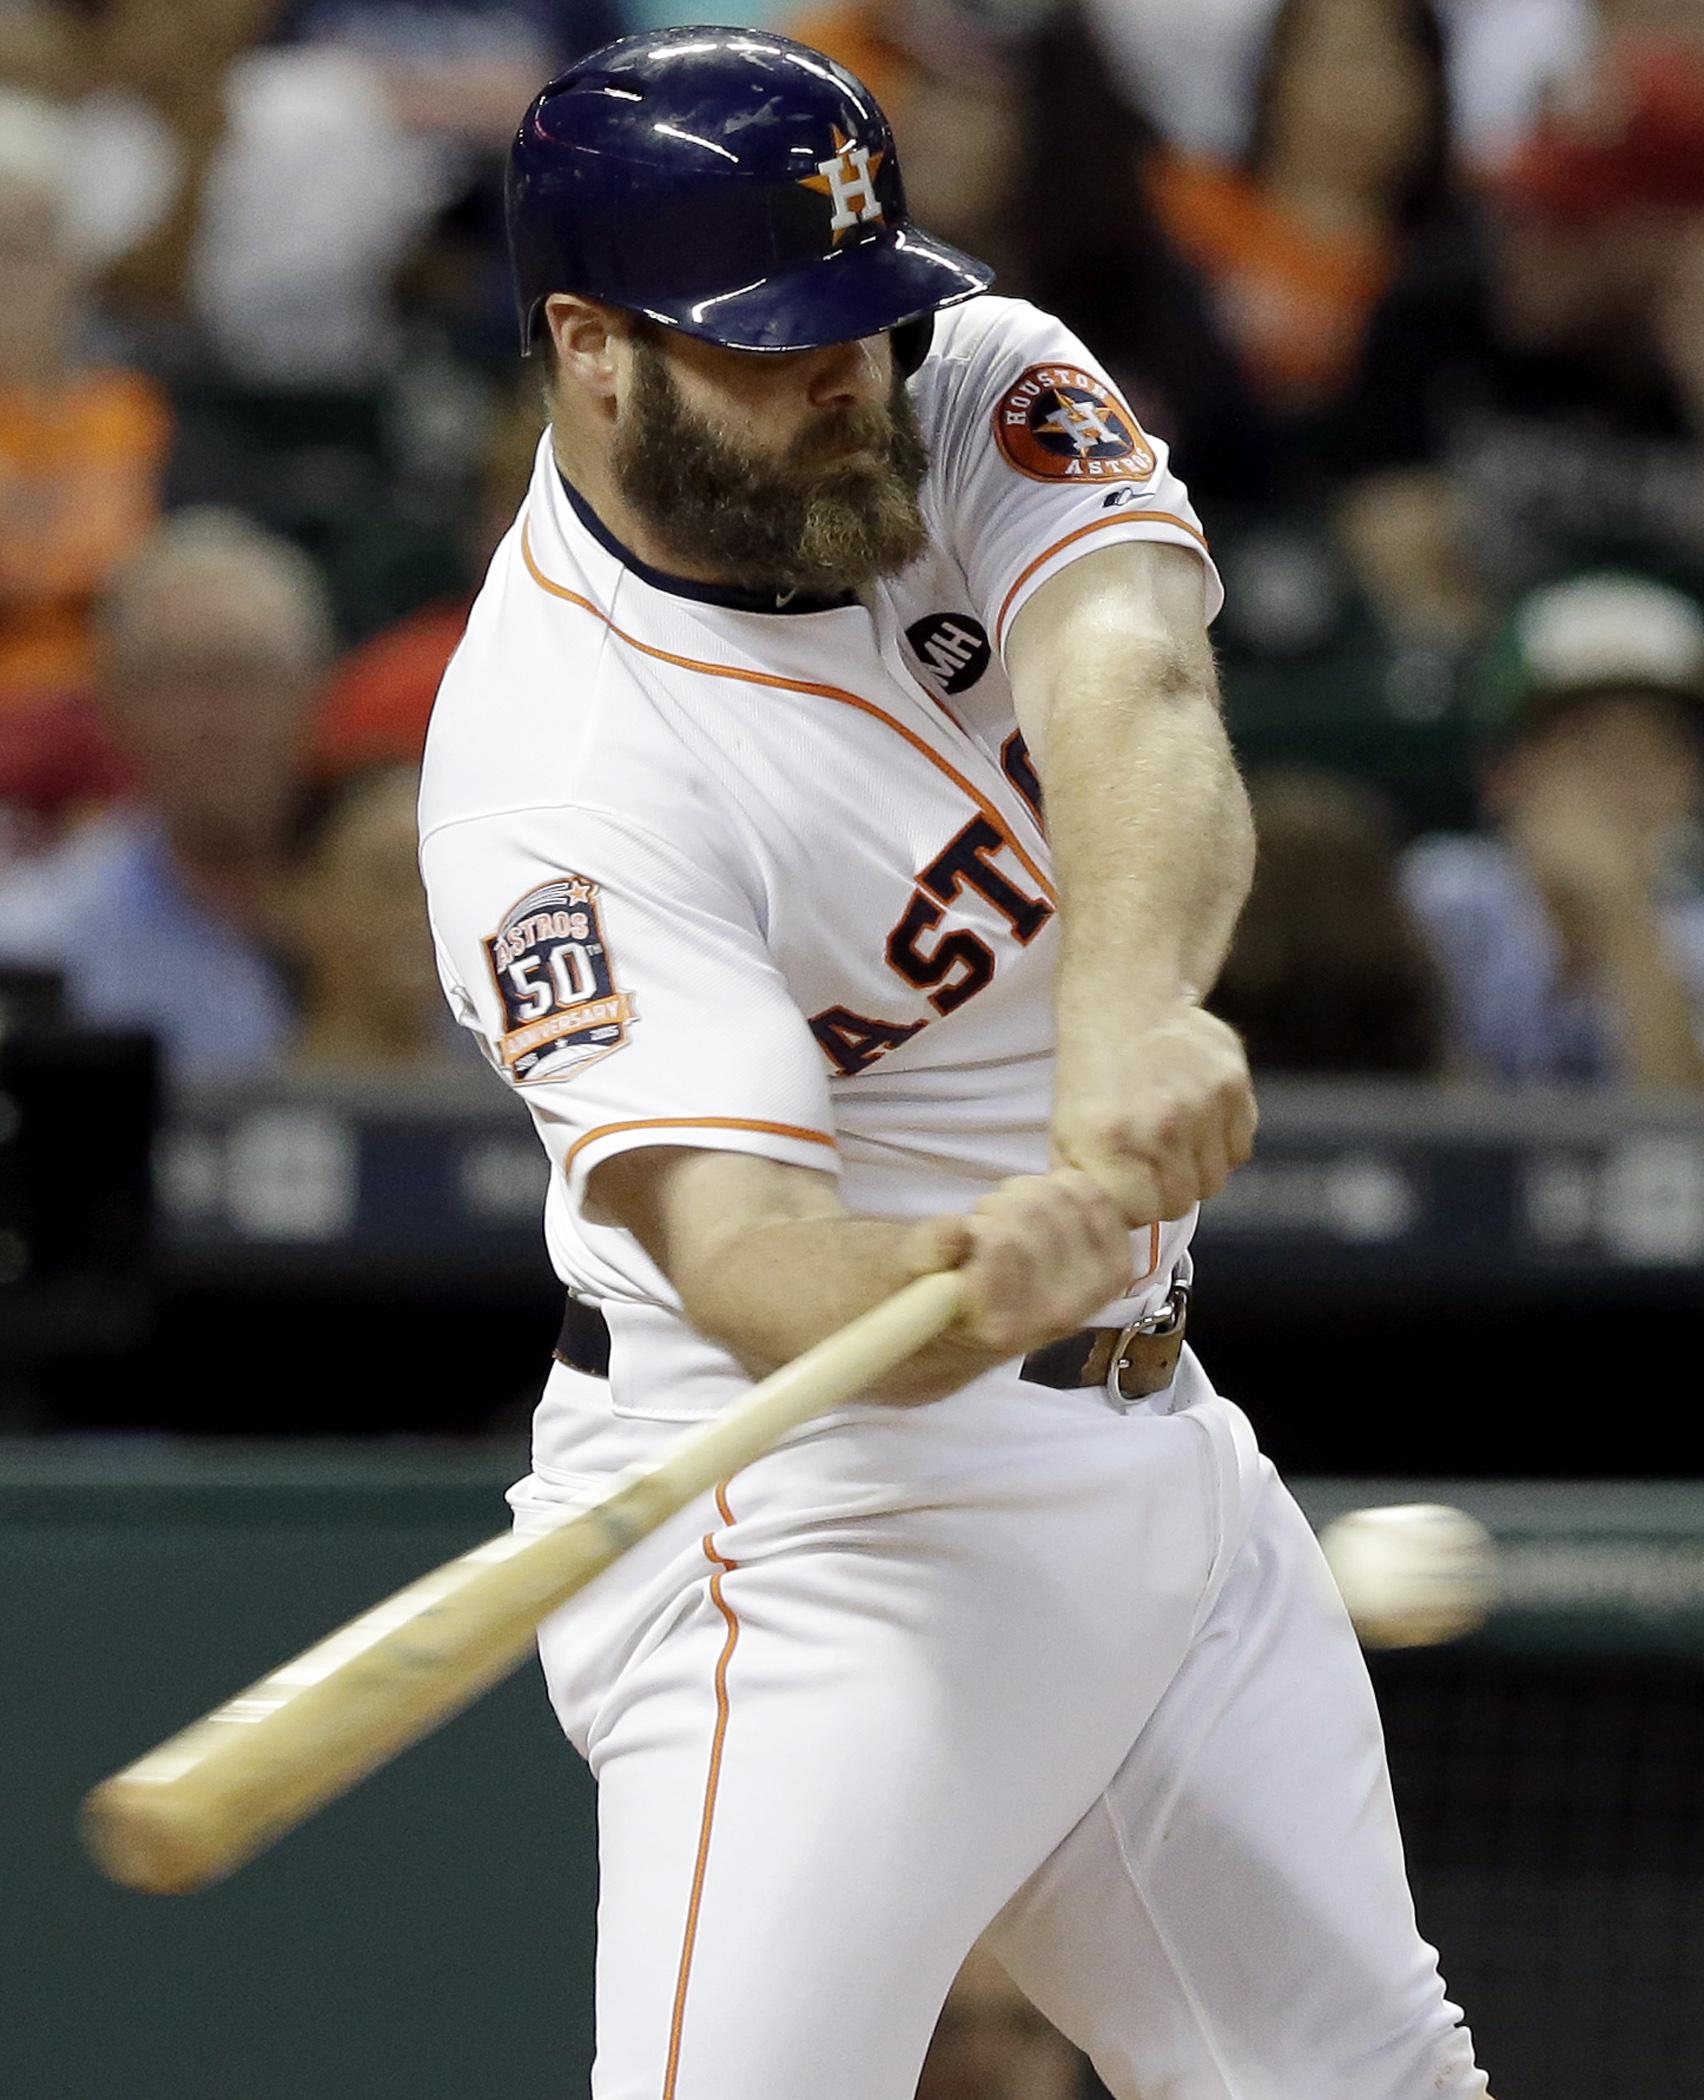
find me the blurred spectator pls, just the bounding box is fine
[792,0,1278,504]
[1088,0,1592,167]
[1146,0,1455,424]
[0,88,170,812]
[279,1,625,137]
[1336,35,1704,641]
[1432,0,1596,167]
[1403,573,1704,1088]
[308,379,542,777]
[310,589,472,774]
[287,763,453,1071]
[0,509,332,1079]
[917,1943,1087,2100]
[0,4,79,98]
[1213,768,1449,1073]
[1602,0,1704,36]
[20,0,462,387]
[1085,0,1285,157]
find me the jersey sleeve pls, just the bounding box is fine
[922,297,1224,657]
[421,803,838,1218]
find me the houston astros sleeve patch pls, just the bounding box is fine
[994,364,1156,484]
[485,877,636,1084]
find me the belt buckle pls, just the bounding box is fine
[1108,1280,1191,1408]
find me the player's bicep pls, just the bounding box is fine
[1005,540,1220,768]
[925,299,1221,659]
[590,1145,847,1297]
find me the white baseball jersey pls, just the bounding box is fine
[420,294,1218,1448]
[419,292,1489,2100]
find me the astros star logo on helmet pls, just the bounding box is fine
[799,126,886,239]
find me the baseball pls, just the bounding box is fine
[1318,1504,1498,1649]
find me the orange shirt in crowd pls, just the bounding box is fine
[0,367,171,708]
[786,5,909,112]
[1147,154,1390,411]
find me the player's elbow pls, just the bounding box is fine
[674,1270,791,1380]
[1119,628,1219,708]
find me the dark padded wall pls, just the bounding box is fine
[0,1448,597,2100]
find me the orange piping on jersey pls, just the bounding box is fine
[520,518,1057,906]
[993,512,1212,652]
[1133,1219,1162,1286]
[662,1483,741,2100]
[563,1115,837,1174]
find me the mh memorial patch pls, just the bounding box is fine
[485,877,635,1084]
[994,364,1155,484]
[905,612,992,696]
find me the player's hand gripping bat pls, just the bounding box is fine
[81,1272,963,1895]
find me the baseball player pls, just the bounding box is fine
[419,28,1490,2100]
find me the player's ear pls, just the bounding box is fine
[544,295,623,407]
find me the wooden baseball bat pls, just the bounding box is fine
[82,1271,964,1896]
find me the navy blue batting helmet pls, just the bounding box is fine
[505,26,994,364]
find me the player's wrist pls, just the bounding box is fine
[1056,946,1197,1003]
[1055,965,1203,1044]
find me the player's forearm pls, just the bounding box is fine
[1005,545,1258,1224]
[596,1146,1133,1402]
[1041,633,1254,1027]
[673,1214,1007,1401]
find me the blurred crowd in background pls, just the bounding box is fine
[3,0,1704,1094]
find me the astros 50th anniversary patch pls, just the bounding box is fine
[485,876,635,1083]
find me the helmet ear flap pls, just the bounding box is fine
[891,314,934,377]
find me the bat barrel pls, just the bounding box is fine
[79,1543,561,1893]
[79,1272,965,1894]
[85,1770,295,1897]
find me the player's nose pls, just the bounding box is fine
[806,332,890,408]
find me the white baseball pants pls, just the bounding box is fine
[515,1350,1489,2100]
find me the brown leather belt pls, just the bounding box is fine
[555,1280,1190,1400]
[1018,1282,1190,1402]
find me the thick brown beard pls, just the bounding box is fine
[611,336,931,596]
